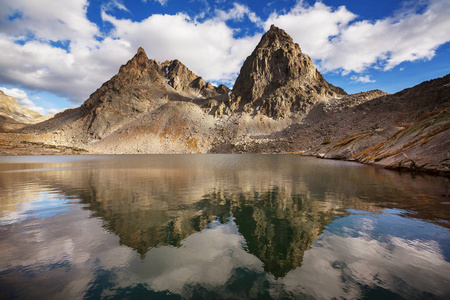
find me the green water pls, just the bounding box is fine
[0,154,449,299]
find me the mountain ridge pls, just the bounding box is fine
[1,25,449,175]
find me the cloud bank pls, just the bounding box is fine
[0,0,449,107]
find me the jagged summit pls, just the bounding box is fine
[256,25,299,51]
[137,47,146,54]
[229,25,345,118]
[121,47,151,69]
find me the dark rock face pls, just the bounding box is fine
[230,25,346,118]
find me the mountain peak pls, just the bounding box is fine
[257,25,298,51]
[229,25,345,118]
[137,47,146,55]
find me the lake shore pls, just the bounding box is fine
[1,131,449,179]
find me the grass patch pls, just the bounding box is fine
[352,141,385,161]
[333,133,369,148]
[374,123,450,162]
[416,108,448,123]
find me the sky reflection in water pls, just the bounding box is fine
[0,154,449,299]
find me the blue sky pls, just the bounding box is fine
[1,0,449,114]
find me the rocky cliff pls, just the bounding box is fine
[228,25,345,118]
[3,25,449,175]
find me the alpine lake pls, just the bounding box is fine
[0,154,449,299]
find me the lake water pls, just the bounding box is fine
[0,154,449,299]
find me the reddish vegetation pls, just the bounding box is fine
[333,133,369,148]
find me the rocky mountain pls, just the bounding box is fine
[3,25,449,175]
[20,47,230,150]
[0,91,52,132]
[228,25,345,119]
[79,47,230,140]
[229,74,450,174]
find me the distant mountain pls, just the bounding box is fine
[6,25,449,175]
[0,91,51,132]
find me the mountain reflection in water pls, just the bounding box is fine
[0,154,449,299]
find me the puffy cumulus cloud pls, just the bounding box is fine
[266,0,450,74]
[0,35,131,103]
[0,87,58,115]
[326,0,450,73]
[0,0,131,104]
[265,2,356,60]
[0,0,98,43]
[102,10,261,85]
[350,75,375,83]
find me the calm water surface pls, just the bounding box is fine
[0,154,449,299]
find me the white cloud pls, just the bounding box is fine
[143,0,169,6]
[0,0,98,43]
[266,0,450,74]
[265,2,356,60]
[0,87,58,115]
[102,0,130,13]
[101,10,261,85]
[350,75,375,83]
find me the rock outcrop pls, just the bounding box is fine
[229,25,345,118]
